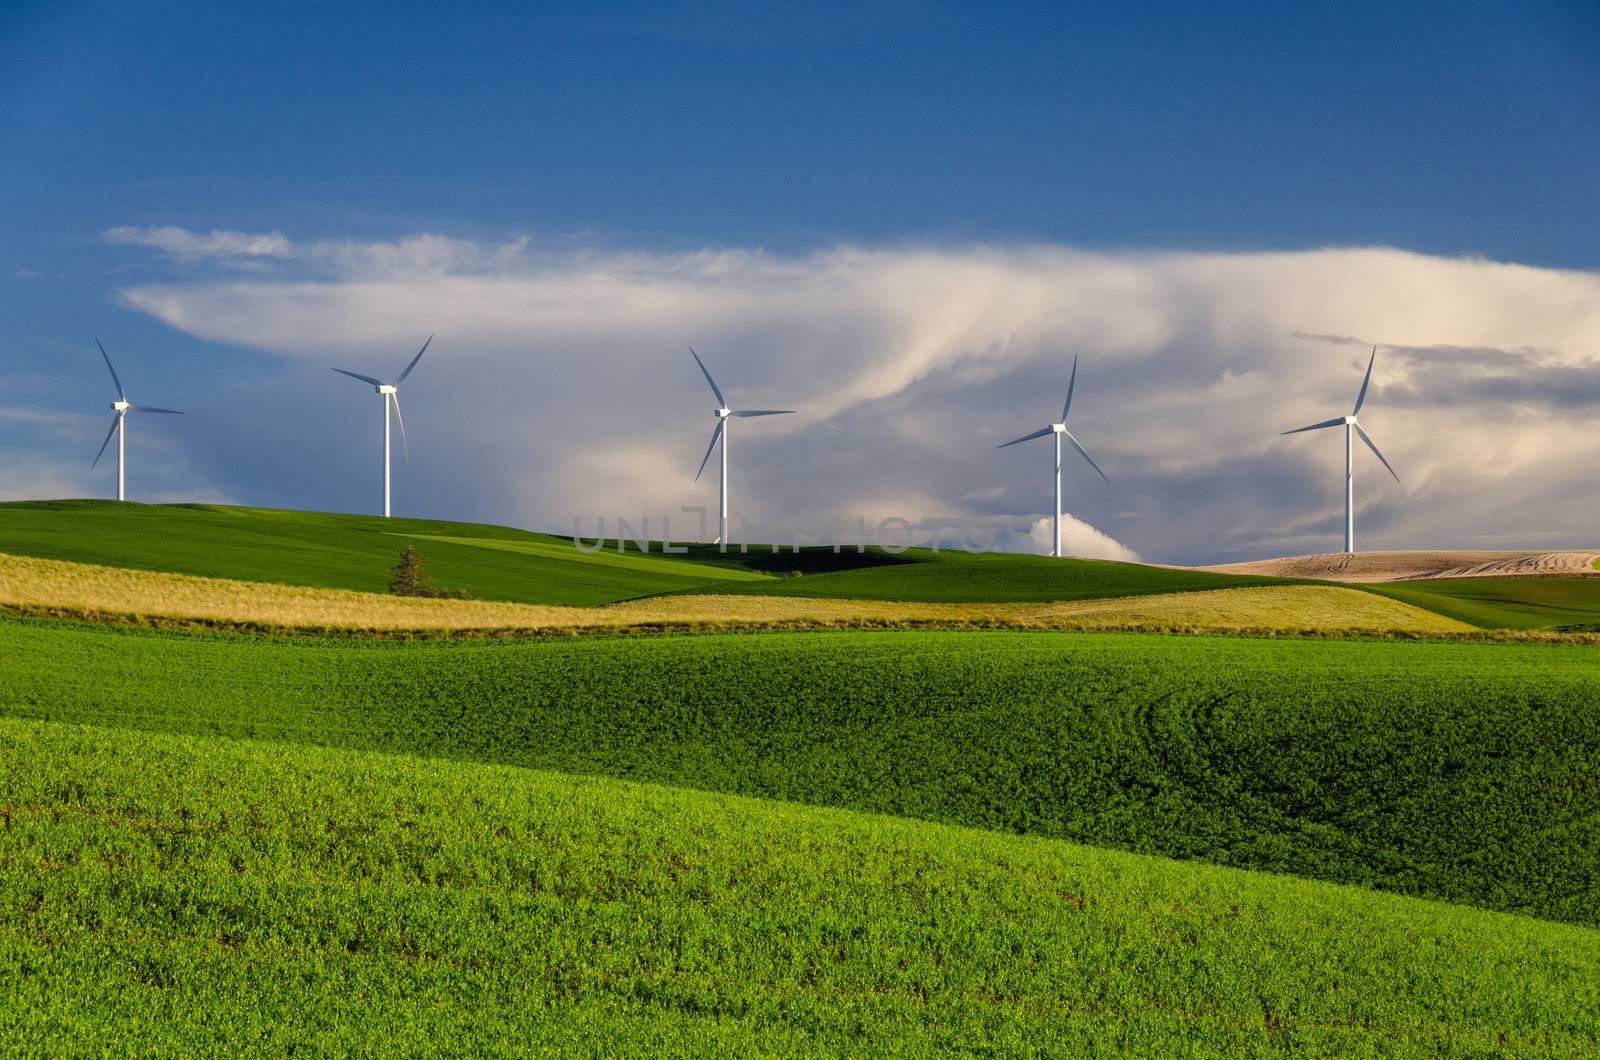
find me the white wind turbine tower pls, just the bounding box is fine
[689,347,794,550]
[998,355,1109,558]
[1282,345,1400,554]
[91,340,185,501]
[332,336,433,518]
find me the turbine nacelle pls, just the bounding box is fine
[111,400,130,413]
[715,407,732,419]
[1051,422,1067,433]
[1343,415,1358,425]
[378,383,397,395]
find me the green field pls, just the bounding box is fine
[3,615,1595,926]
[13,502,1600,629]
[1369,577,1600,630]
[4,717,1595,1056]
[6,502,1599,1051]
[0,501,1291,609]
[687,546,1299,602]
[0,500,764,605]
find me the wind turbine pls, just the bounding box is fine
[1282,345,1399,554]
[332,336,432,518]
[997,355,1108,558]
[91,340,184,502]
[689,347,794,550]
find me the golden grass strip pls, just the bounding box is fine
[0,551,1478,637]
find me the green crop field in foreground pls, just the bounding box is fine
[0,500,765,605]
[3,616,1595,926]
[3,718,1596,1057]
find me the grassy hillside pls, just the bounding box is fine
[0,501,765,605]
[0,502,1308,609]
[3,615,1594,925]
[0,552,1472,635]
[684,546,1299,602]
[1368,577,1600,630]
[4,718,1596,1056]
[12,501,1600,628]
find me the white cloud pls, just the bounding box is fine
[98,228,1600,562]
[1025,515,1142,563]
[103,226,538,279]
[104,225,295,260]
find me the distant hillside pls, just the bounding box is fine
[0,501,1294,607]
[1367,577,1600,630]
[682,546,1297,603]
[1202,549,1600,583]
[13,503,1599,624]
[0,501,766,606]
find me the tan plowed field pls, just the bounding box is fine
[1200,550,1600,583]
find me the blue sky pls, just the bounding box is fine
[8,2,1598,258]
[3,2,1599,561]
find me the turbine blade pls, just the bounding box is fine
[395,334,432,383]
[730,409,795,417]
[96,339,126,401]
[129,405,184,414]
[1062,354,1078,422]
[390,393,410,463]
[1062,428,1110,483]
[688,347,727,407]
[332,368,384,387]
[91,415,119,467]
[997,425,1053,450]
[1281,417,1345,436]
[1352,345,1376,415]
[1354,422,1400,483]
[694,421,724,481]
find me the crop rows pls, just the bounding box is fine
[3,718,1596,1056]
[2,617,1595,925]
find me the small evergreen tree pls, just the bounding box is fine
[388,546,464,598]
[389,546,428,595]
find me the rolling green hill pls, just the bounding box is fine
[3,615,1595,926]
[1367,577,1600,630]
[680,545,1300,602]
[0,501,1302,609]
[10,499,1600,629]
[5,717,1595,1056]
[0,500,766,606]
